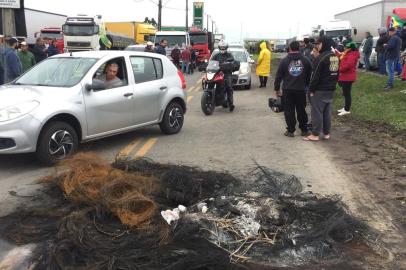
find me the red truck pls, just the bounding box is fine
[189,28,214,70]
[36,27,64,53]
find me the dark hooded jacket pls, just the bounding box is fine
[309,36,339,93]
[274,51,312,91]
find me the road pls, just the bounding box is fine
[0,65,404,267]
[0,68,351,214]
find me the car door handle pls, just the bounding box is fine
[123,93,134,97]
[160,86,168,91]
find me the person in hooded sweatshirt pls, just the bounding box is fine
[336,40,360,116]
[2,37,22,83]
[304,36,339,142]
[256,41,271,88]
[274,41,312,137]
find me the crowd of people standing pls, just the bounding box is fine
[0,36,60,85]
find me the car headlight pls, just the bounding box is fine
[0,101,40,122]
[240,66,249,74]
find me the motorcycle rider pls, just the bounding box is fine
[211,41,236,112]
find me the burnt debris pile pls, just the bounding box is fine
[0,153,377,270]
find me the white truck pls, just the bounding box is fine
[62,14,134,52]
[313,20,358,41]
[154,31,191,60]
[335,0,406,43]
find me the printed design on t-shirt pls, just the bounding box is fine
[288,60,304,77]
[329,56,340,72]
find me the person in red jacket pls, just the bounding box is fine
[336,41,360,116]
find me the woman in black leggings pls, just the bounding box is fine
[336,41,360,116]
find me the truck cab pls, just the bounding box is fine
[189,28,213,68]
[154,31,190,60]
[318,20,358,41]
[62,14,102,52]
[37,27,64,53]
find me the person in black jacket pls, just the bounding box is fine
[211,41,236,112]
[376,27,389,75]
[304,36,339,142]
[275,41,312,137]
[31,37,48,63]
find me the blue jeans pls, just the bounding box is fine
[182,61,190,74]
[396,58,403,75]
[378,53,386,75]
[386,59,396,87]
[364,53,371,70]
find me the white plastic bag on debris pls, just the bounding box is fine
[161,205,187,225]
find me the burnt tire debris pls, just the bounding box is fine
[0,153,380,270]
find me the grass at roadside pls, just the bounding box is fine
[334,72,406,131]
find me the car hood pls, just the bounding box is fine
[0,84,80,109]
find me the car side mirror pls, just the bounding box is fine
[85,80,106,91]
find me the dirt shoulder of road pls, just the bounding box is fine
[322,116,406,266]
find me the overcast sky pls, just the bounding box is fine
[26,0,378,41]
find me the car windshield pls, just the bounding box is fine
[40,32,62,40]
[63,24,98,36]
[14,57,98,87]
[230,51,247,62]
[190,34,207,44]
[325,30,351,38]
[156,35,186,47]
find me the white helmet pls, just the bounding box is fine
[218,41,228,54]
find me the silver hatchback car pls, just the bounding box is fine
[0,51,187,164]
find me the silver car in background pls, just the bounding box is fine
[0,51,187,164]
[211,48,254,90]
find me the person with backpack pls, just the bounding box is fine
[170,44,181,69]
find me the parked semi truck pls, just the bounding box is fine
[24,8,67,46]
[312,20,358,41]
[62,14,135,52]
[154,31,190,60]
[104,22,156,44]
[335,0,406,43]
[189,28,213,67]
[36,27,64,53]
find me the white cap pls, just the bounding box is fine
[20,41,28,46]
[147,41,153,46]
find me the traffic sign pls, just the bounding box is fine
[0,0,20,9]
[193,2,204,28]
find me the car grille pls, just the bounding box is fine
[0,138,16,150]
[67,41,91,47]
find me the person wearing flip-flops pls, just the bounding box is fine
[304,36,339,142]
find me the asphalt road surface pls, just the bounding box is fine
[0,68,350,216]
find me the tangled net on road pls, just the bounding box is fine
[0,154,378,270]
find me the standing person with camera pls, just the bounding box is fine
[274,41,312,137]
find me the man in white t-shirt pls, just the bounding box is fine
[95,62,123,89]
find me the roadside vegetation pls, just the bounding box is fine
[334,72,406,131]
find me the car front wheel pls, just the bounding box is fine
[159,102,184,135]
[36,121,78,165]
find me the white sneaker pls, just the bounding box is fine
[338,110,351,116]
[337,108,345,113]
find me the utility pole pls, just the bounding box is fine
[185,0,188,31]
[2,8,16,37]
[158,0,162,31]
[211,20,214,34]
[206,14,209,31]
